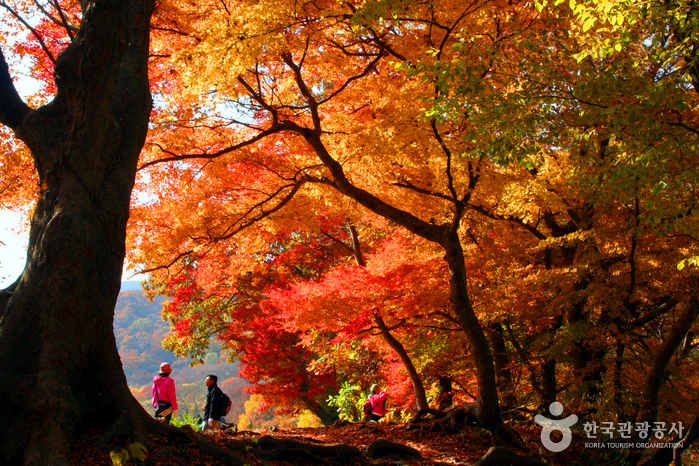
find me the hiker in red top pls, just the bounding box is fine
[367,384,388,422]
[152,362,178,424]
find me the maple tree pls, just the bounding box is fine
[263,226,455,412]
[130,0,541,438]
[152,226,350,425]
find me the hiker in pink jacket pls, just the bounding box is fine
[367,384,387,421]
[152,362,178,423]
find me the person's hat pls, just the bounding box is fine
[160,362,172,374]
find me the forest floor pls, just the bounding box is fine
[70,420,699,466]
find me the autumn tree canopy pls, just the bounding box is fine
[2,0,699,460]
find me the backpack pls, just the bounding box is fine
[220,392,232,415]
[364,396,387,417]
[363,399,373,417]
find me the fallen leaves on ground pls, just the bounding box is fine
[69,420,698,465]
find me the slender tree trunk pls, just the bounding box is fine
[441,232,502,429]
[297,355,338,426]
[0,1,156,464]
[347,224,365,267]
[344,222,429,412]
[565,271,607,401]
[487,322,515,407]
[639,297,699,425]
[613,341,625,418]
[301,118,506,434]
[436,376,454,410]
[373,312,429,411]
[540,359,557,408]
[302,397,338,426]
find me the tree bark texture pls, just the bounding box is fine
[0,1,155,464]
[303,396,339,427]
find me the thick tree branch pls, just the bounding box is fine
[297,124,446,241]
[639,297,699,425]
[393,180,452,202]
[469,203,547,240]
[629,299,678,328]
[0,48,32,130]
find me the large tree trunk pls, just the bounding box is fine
[0,1,156,464]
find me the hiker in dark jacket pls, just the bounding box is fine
[202,374,224,431]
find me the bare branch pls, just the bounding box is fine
[1,1,57,62]
[317,49,386,105]
[137,126,286,170]
[140,249,195,275]
[30,0,78,39]
[214,173,336,242]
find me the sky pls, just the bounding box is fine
[0,210,28,287]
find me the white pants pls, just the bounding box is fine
[201,419,220,431]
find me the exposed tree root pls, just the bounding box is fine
[97,403,168,450]
[410,407,450,422]
[407,403,523,447]
[253,435,360,463]
[190,435,249,466]
[639,414,699,466]
[409,403,479,430]
[366,438,422,459]
[471,446,548,466]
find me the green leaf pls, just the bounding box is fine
[110,450,129,466]
[129,442,148,462]
[573,51,588,63]
[583,17,596,32]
